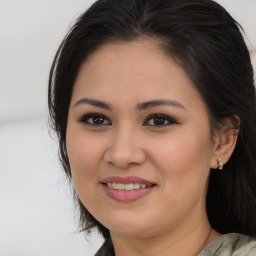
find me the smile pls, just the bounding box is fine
[106,182,148,191]
[101,176,156,202]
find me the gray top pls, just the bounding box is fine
[198,233,256,256]
[95,233,256,256]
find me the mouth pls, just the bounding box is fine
[100,176,156,202]
[103,182,155,191]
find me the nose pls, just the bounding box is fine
[103,126,146,169]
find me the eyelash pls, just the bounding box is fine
[79,113,177,127]
[144,113,177,127]
[79,113,111,126]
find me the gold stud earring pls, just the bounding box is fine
[217,158,223,170]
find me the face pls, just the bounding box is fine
[66,40,218,239]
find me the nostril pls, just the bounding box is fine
[103,136,146,167]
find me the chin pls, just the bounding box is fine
[98,211,157,237]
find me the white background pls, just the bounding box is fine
[0,1,255,255]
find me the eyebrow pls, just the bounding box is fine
[73,98,112,110]
[137,99,186,111]
[73,98,186,111]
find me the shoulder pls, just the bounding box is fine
[198,233,256,256]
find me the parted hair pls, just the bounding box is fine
[48,0,256,239]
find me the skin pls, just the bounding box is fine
[66,39,237,256]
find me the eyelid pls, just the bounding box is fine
[79,113,112,125]
[143,113,178,126]
[78,112,177,127]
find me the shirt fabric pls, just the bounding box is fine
[94,233,256,256]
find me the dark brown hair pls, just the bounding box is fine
[48,0,256,239]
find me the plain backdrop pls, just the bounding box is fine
[0,1,255,255]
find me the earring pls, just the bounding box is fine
[217,158,223,170]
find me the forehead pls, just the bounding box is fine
[72,39,207,113]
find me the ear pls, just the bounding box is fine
[210,115,240,169]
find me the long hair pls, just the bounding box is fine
[48,0,256,239]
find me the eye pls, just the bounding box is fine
[144,114,177,126]
[79,113,111,126]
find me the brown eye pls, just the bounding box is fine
[153,117,166,125]
[92,116,105,124]
[80,113,111,126]
[144,114,177,127]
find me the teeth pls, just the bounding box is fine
[106,182,149,190]
[124,183,134,190]
[116,183,125,190]
[133,183,140,189]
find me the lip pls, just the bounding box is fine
[101,176,156,202]
[101,176,155,187]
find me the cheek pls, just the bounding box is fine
[66,128,103,190]
[66,129,108,216]
[150,129,212,193]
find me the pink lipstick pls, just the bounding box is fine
[101,176,156,202]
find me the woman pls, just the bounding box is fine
[48,0,256,255]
